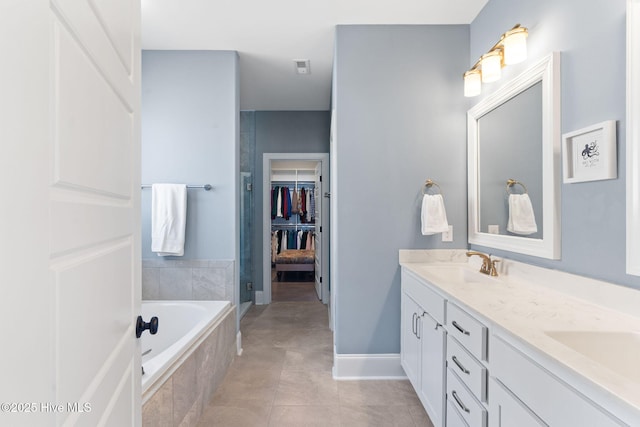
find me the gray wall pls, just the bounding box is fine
[333,25,469,354]
[244,111,331,293]
[141,50,239,261]
[469,0,640,289]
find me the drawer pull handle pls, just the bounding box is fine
[452,390,470,413]
[452,320,470,336]
[412,313,417,335]
[452,355,470,374]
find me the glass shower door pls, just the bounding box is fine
[239,172,253,305]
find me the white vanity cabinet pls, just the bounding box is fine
[401,268,446,427]
[400,253,640,426]
[490,334,625,427]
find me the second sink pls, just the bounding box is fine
[544,330,640,383]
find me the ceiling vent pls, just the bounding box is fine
[294,59,310,75]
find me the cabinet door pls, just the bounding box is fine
[420,312,446,427]
[401,292,422,390]
[489,378,547,427]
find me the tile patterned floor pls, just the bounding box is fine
[271,269,318,302]
[196,300,434,426]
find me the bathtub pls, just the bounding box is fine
[141,300,236,426]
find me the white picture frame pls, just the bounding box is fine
[562,120,617,183]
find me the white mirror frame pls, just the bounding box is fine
[626,0,640,274]
[468,52,561,259]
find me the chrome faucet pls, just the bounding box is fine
[466,251,500,276]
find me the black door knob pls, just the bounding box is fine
[136,315,159,338]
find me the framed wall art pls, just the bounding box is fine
[562,120,617,183]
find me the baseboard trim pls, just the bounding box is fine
[255,290,265,305]
[332,350,407,380]
[236,331,243,356]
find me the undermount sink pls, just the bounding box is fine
[419,265,497,285]
[544,330,640,383]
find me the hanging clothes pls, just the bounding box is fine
[291,189,299,214]
[309,188,315,222]
[276,187,283,218]
[299,187,306,223]
[280,230,287,253]
[285,187,292,219]
[271,232,278,262]
[271,186,279,219]
[287,230,297,249]
[305,189,314,222]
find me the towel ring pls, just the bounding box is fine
[506,179,528,195]
[422,179,443,195]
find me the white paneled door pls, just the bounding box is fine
[314,163,323,301]
[1,1,141,426]
[314,161,330,306]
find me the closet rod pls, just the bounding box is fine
[141,184,213,191]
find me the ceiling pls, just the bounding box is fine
[141,0,489,111]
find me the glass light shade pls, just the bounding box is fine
[502,28,528,65]
[464,70,481,97]
[480,50,502,83]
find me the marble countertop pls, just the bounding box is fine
[399,250,640,423]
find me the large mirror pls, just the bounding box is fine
[468,52,561,259]
[627,0,640,275]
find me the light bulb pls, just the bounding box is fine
[464,69,481,97]
[480,50,502,83]
[502,27,528,65]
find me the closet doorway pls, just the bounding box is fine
[262,153,330,309]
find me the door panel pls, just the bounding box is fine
[54,21,133,197]
[52,0,136,102]
[55,244,133,401]
[401,293,421,388]
[314,163,322,300]
[89,0,135,73]
[50,198,133,254]
[49,0,140,425]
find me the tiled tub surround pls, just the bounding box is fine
[400,249,640,425]
[142,259,235,302]
[142,302,236,427]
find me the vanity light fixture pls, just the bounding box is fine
[463,24,528,97]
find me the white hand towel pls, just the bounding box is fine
[152,184,187,256]
[421,194,450,235]
[507,194,538,235]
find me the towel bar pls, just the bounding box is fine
[422,179,443,195]
[141,184,212,191]
[506,179,527,195]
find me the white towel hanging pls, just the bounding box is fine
[421,194,450,235]
[507,193,538,235]
[151,184,187,256]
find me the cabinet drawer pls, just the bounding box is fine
[447,368,487,427]
[401,269,445,324]
[447,335,487,402]
[489,378,546,427]
[447,398,471,427]
[491,335,624,427]
[447,302,487,361]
